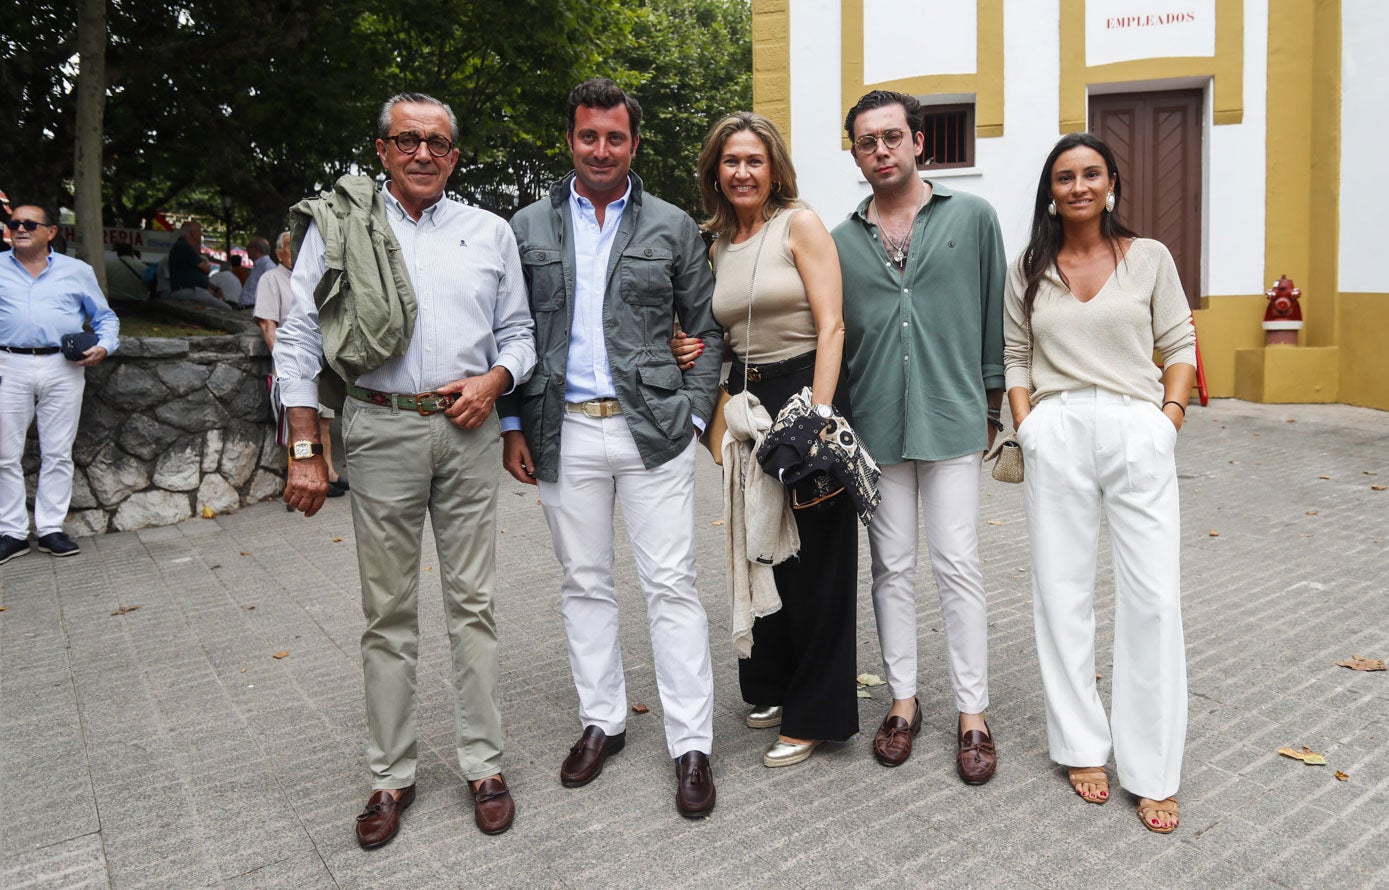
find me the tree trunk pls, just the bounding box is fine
[74,0,107,292]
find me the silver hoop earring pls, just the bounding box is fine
[1047,200,1056,217]
[1105,192,1115,213]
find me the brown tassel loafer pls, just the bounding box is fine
[471,774,515,835]
[956,719,997,785]
[674,751,716,818]
[872,699,922,767]
[560,725,626,788]
[354,783,416,849]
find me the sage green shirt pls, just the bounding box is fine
[831,183,1006,464]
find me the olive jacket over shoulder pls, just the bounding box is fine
[288,174,417,404]
[501,172,724,483]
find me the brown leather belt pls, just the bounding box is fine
[345,385,457,415]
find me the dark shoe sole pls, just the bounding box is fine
[0,546,30,565]
[560,737,625,788]
[677,800,715,819]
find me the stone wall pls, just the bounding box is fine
[19,318,287,536]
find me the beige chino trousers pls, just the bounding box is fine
[343,398,505,789]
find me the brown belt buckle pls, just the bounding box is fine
[415,391,453,415]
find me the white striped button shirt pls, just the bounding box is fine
[275,184,536,409]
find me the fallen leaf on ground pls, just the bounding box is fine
[856,673,886,687]
[1372,485,1386,492]
[0,606,6,612]
[986,519,1004,526]
[111,605,140,616]
[1208,529,1220,537]
[1366,471,1379,476]
[1277,746,1326,765]
[424,566,432,572]
[241,668,247,673]
[244,605,255,610]
[1335,654,1386,672]
[1318,475,1331,480]
[856,689,873,698]
[331,537,343,543]
[711,519,725,526]
[631,704,649,714]
[1335,771,1349,781]
[201,506,216,519]
[272,650,289,659]
[240,551,250,557]
[1305,510,1318,516]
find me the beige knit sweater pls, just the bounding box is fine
[1003,238,1196,406]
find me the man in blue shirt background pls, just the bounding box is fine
[0,204,119,563]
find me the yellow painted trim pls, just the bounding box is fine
[1339,293,1389,411]
[1264,0,1340,351]
[840,0,1005,149]
[1193,294,1267,398]
[1233,346,1340,403]
[751,0,792,144]
[1059,0,1244,133]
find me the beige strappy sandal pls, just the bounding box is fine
[1067,766,1110,804]
[1137,796,1179,833]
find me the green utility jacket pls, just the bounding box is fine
[502,172,723,483]
[289,175,417,408]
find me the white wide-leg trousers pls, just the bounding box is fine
[868,454,990,714]
[1019,386,1187,800]
[539,412,714,758]
[0,352,85,537]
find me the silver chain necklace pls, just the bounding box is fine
[871,182,927,270]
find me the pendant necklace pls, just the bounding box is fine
[872,182,927,270]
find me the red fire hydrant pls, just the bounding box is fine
[1263,275,1303,346]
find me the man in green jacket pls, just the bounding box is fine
[500,78,723,818]
[831,89,1005,784]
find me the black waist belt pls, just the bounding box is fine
[729,350,817,384]
[1,345,61,355]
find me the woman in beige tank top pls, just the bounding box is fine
[675,112,860,768]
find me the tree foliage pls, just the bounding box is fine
[1,0,750,240]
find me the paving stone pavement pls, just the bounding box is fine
[2,397,1387,889]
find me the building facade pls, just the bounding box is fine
[752,0,1388,409]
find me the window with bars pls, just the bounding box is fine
[916,104,975,170]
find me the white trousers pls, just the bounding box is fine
[539,412,714,758]
[868,454,990,713]
[0,352,86,537]
[1019,387,1187,800]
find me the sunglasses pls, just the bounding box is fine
[5,219,51,232]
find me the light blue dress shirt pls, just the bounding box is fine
[564,180,630,404]
[0,251,120,354]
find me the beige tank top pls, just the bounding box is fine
[711,208,818,364]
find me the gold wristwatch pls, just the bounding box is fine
[289,440,324,461]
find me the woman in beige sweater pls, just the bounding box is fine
[1003,133,1196,834]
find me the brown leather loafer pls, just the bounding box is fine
[957,720,997,785]
[674,751,716,818]
[472,774,515,835]
[560,725,626,787]
[354,783,416,849]
[872,699,922,767]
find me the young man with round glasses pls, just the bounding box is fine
[1,205,119,564]
[831,90,1006,784]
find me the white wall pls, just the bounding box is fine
[1339,1,1389,293]
[785,0,1270,291]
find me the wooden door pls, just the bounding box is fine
[1090,90,1203,308]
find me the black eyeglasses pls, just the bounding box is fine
[852,129,907,156]
[5,219,50,232]
[384,131,455,157]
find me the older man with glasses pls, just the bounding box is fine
[274,92,535,844]
[0,205,118,564]
[831,90,1007,783]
